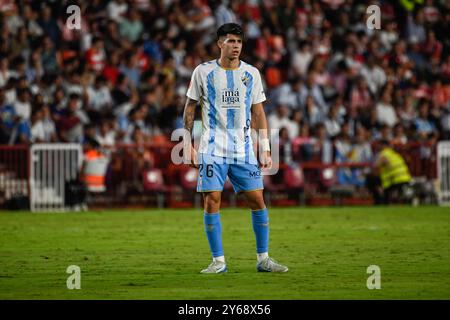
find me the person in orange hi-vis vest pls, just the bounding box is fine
[81,138,109,193]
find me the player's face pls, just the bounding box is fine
[218,34,243,60]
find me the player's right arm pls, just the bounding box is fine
[183,97,199,168]
[184,66,202,168]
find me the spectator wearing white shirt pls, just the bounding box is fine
[0,56,17,88]
[96,121,116,148]
[268,104,299,141]
[380,20,399,52]
[291,41,313,77]
[86,75,113,121]
[30,107,45,143]
[360,56,386,97]
[107,0,128,23]
[376,88,397,128]
[41,104,57,142]
[13,88,31,121]
[324,102,344,138]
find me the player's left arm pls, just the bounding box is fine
[251,102,272,169]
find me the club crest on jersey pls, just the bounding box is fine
[221,88,240,108]
[241,74,250,86]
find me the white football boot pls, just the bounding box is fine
[200,260,227,274]
[256,257,289,272]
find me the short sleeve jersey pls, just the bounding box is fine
[186,59,266,161]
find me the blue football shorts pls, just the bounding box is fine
[196,153,264,193]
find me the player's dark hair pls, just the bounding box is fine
[217,23,244,40]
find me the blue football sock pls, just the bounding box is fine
[204,212,224,258]
[252,208,269,254]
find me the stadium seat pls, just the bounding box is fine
[177,166,201,208]
[142,168,167,208]
[320,167,337,189]
[179,166,198,189]
[263,167,297,207]
[283,164,305,205]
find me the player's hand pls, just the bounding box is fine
[260,151,272,170]
[189,146,199,169]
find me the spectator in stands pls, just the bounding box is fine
[40,36,59,74]
[310,123,332,164]
[299,71,328,114]
[86,75,113,123]
[107,0,128,23]
[37,5,60,46]
[324,100,344,138]
[292,121,313,162]
[374,124,393,142]
[392,123,408,146]
[271,76,303,111]
[0,0,448,206]
[303,95,323,127]
[268,104,298,141]
[85,36,106,73]
[349,76,373,113]
[119,8,143,43]
[13,87,31,122]
[41,104,57,143]
[291,40,313,77]
[112,73,133,106]
[15,106,41,144]
[123,104,152,143]
[398,94,417,129]
[0,88,18,144]
[57,93,85,143]
[278,127,293,165]
[350,126,374,187]
[376,87,398,128]
[360,56,386,97]
[414,99,437,140]
[96,120,116,149]
[406,10,426,45]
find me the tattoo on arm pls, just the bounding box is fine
[183,98,197,135]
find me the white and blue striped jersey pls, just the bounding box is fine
[186,59,266,162]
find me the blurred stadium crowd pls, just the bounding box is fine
[0,0,449,185]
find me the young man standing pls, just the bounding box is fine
[183,23,288,274]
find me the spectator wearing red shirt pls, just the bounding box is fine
[85,36,106,73]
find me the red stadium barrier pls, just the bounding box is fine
[0,140,440,209]
[99,140,440,207]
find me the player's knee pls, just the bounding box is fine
[204,192,221,212]
[252,199,266,210]
[246,193,265,210]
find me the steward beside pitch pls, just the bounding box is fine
[374,139,412,204]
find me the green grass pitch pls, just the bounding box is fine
[0,207,449,299]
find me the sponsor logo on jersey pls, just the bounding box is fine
[221,88,240,108]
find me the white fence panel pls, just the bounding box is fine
[30,144,83,212]
[437,141,450,206]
